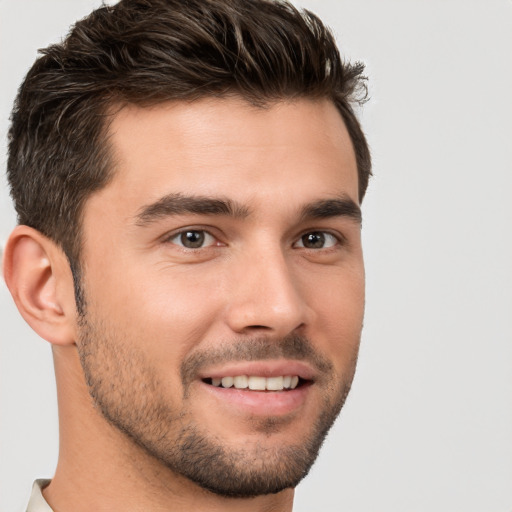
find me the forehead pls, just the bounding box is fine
[91,97,358,218]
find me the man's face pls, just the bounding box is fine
[77,97,364,496]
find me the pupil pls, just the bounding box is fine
[303,232,325,248]
[181,231,204,248]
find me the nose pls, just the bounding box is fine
[223,245,312,337]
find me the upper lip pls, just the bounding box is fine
[197,360,316,382]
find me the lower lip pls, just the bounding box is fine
[200,381,311,416]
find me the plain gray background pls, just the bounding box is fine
[1,1,511,511]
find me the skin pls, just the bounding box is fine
[4,97,364,512]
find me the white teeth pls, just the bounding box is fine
[266,376,284,390]
[233,375,248,389]
[248,376,266,390]
[221,376,234,388]
[210,375,301,391]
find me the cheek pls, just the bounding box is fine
[306,256,364,317]
[83,261,226,372]
[307,264,365,366]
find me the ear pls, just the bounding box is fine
[2,225,77,346]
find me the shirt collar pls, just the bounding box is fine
[26,480,53,512]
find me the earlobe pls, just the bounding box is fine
[3,225,77,346]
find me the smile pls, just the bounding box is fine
[198,363,315,416]
[204,375,301,391]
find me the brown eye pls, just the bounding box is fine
[180,231,205,248]
[302,232,325,248]
[169,230,215,249]
[295,231,338,249]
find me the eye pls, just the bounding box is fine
[294,231,339,249]
[168,230,216,249]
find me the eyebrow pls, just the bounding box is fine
[135,192,361,227]
[299,196,362,224]
[135,193,250,226]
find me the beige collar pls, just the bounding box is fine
[26,480,53,512]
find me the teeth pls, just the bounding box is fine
[210,375,300,391]
[248,376,266,390]
[233,375,248,389]
[266,376,284,390]
[221,376,234,388]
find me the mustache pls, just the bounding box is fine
[180,333,333,387]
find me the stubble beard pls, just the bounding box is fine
[76,309,359,498]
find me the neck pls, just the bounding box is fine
[44,345,294,512]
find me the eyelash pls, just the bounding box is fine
[164,228,346,251]
[164,228,222,250]
[294,231,343,250]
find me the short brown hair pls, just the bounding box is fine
[7,0,371,269]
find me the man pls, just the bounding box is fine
[3,0,371,510]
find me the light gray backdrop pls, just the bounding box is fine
[1,1,511,511]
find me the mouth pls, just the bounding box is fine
[197,361,315,417]
[202,375,308,391]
